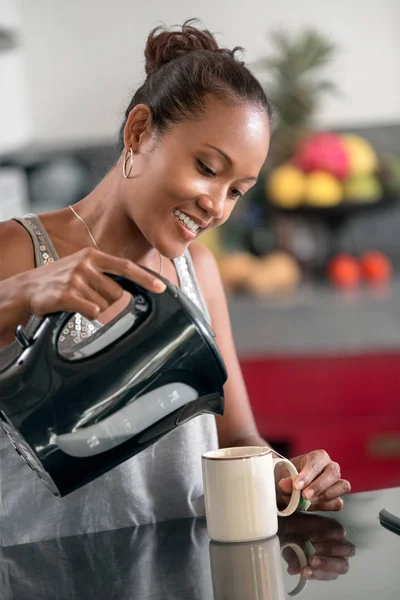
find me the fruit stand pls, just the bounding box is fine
[205,30,400,296]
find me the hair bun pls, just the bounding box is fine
[144,19,221,76]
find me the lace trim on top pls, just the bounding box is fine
[14,215,206,347]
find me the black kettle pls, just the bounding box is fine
[0,273,227,497]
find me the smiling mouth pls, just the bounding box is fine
[173,208,202,235]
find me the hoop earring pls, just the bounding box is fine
[123,147,133,178]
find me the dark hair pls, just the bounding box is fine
[118,19,272,150]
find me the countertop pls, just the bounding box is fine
[1,486,399,599]
[228,281,400,355]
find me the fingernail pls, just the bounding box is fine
[304,567,313,578]
[304,489,315,500]
[310,557,321,568]
[154,280,166,293]
[295,479,304,491]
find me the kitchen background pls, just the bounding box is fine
[1,0,400,493]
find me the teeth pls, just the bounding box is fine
[173,209,200,234]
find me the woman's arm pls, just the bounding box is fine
[0,221,36,345]
[190,241,284,449]
[190,241,351,511]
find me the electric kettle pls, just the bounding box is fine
[0,272,227,497]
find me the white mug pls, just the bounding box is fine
[202,446,301,543]
[209,535,308,599]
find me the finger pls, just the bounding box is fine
[309,555,350,575]
[284,514,346,542]
[85,267,125,304]
[55,292,101,321]
[312,541,356,558]
[302,567,339,581]
[76,282,112,314]
[313,479,352,505]
[94,252,166,293]
[302,461,341,501]
[294,450,331,492]
[282,548,305,575]
[287,564,301,575]
[279,477,293,495]
[310,497,344,512]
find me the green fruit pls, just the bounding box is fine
[381,154,400,196]
[343,175,382,203]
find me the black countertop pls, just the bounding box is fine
[1,486,399,599]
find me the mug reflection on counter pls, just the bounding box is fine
[209,535,308,600]
[0,513,355,600]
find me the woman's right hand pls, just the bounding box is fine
[20,247,166,321]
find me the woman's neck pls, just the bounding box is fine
[40,164,162,272]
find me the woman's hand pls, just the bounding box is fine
[20,247,166,321]
[278,450,351,511]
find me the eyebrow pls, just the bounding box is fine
[204,144,258,182]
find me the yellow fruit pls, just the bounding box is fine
[267,165,305,208]
[218,252,256,291]
[304,171,343,207]
[343,175,382,203]
[246,252,301,296]
[340,134,378,176]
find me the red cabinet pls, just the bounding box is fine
[241,352,400,492]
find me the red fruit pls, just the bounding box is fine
[360,251,392,284]
[328,255,361,289]
[292,132,350,180]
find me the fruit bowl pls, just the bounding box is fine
[265,132,400,220]
[269,192,398,219]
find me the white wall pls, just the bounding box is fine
[0,0,30,152]
[9,0,400,148]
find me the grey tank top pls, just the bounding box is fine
[0,214,218,547]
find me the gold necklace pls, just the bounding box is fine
[69,204,100,251]
[68,204,163,275]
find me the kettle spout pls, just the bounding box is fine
[175,393,224,426]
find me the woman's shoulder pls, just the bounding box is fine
[187,241,224,303]
[187,240,219,274]
[0,219,35,281]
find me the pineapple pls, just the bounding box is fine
[258,29,339,169]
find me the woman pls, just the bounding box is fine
[0,21,350,546]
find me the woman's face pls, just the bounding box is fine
[125,95,270,258]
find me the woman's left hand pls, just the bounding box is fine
[278,450,351,511]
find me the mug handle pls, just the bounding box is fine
[273,458,301,517]
[280,542,309,597]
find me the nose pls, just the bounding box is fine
[197,192,225,220]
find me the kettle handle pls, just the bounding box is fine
[42,270,166,354]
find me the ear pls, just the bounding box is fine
[123,104,154,152]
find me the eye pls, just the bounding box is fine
[229,188,243,200]
[197,159,216,177]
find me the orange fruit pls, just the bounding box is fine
[328,254,361,289]
[360,251,392,284]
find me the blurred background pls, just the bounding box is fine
[1,0,400,493]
